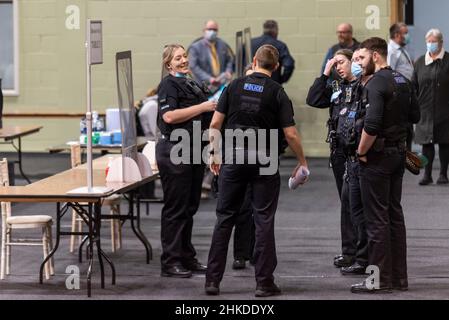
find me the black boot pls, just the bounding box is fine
[437,174,448,185]
[419,175,433,185]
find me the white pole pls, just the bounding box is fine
[85,21,93,191]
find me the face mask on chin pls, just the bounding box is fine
[205,30,218,42]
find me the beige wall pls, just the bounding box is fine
[2,0,391,155]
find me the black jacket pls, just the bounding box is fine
[412,52,449,144]
[251,35,295,84]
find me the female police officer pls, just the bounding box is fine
[157,44,216,278]
[306,49,360,269]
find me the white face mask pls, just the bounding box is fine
[205,30,218,42]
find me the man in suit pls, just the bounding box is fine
[188,20,235,93]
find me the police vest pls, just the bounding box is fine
[336,79,366,154]
[225,75,286,153]
[381,69,411,144]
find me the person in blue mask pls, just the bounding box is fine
[387,23,414,81]
[188,20,234,95]
[412,28,449,186]
[388,23,415,151]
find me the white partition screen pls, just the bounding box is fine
[116,51,138,179]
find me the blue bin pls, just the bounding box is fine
[112,131,122,144]
[99,133,112,145]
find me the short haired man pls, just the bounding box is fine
[205,45,308,297]
[321,23,360,77]
[351,37,420,293]
[388,22,414,80]
[251,20,295,85]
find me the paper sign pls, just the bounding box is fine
[88,20,103,65]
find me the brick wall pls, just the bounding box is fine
[2,0,390,154]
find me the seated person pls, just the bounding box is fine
[136,88,160,141]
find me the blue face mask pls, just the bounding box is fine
[175,72,187,78]
[404,33,411,45]
[351,62,363,78]
[427,42,439,54]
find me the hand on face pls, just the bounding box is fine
[324,58,337,77]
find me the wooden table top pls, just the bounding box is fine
[48,136,149,154]
[0,126,43,140]
[0,155,158,202]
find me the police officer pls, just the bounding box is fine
[156,44,216,278]
[306,49,358,269]
[205,45,308,297]
[336,49,370,275]
[351,37,420,293]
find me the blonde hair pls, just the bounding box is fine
[162,44,185,75]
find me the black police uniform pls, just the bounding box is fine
[306,74,358,264]
[232,184,255,264]
[359,67,420,289]
[251,35,295,84]
[206,72,295,287]
[156,74,208,273]
[336,78,369,270]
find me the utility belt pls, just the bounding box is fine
[370,138,406,154]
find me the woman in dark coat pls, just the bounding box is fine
[412,28,449,185]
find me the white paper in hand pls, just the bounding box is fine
[288,166,310,190]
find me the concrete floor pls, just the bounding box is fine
[1,152,449,301]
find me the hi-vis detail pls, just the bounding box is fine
[244,83,264,93]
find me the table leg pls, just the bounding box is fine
[16,137,31,184]
[98,248,116,285]
[40,202,62,284]
[94,202,105,289]
[129,192,151,264]
[87,203,94,298]
[78,235,89,263]
[136,195,152,261]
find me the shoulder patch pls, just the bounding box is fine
[394,76,407,84]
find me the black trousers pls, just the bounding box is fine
[233,184,255,261]
[206,164,280,287]
[359,148,408,288]
[422,143,449,178]
[331,148,357,257]
[156,139,205,268]
[347,160,368,266]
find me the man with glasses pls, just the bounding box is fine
[321,23,360,79]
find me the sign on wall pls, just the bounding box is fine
[88,20,103,65]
